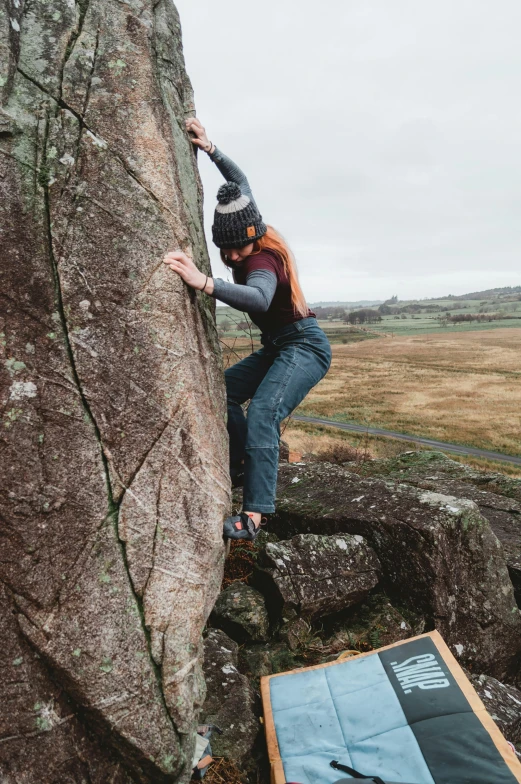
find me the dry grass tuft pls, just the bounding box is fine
[222,540,255,588]
[284,421,419,463]
[309,441,362,465]
[198,757,244,784]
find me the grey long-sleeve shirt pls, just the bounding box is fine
[207,147,277,314]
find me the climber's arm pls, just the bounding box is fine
[207,147,255,205]
[185,117,255,204]
[212,270,276,312]
[163,253,276,314]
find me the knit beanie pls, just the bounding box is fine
[212,182,267,249]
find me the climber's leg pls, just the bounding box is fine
[224,348,274,484]
[242,325,331,515]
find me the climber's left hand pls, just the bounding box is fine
[163,251,207,291]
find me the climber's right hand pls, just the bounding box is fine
[185,117,213,153]
[163,250,212,293]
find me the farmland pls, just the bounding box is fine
[216,286,521,347]
[288,327,521,470]
[216,286,521,473]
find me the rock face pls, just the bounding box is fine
[358,451,521,605]
[211,583,269,643]
[324,593,417,653]
[258,533,380,620]
[272,462,521,681]
[0,3,228,782]
[201,630,259,766]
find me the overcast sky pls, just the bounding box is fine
[175,0,521,303]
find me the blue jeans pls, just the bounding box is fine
[225,317,332,513]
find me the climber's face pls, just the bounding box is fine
[222,243,254,264]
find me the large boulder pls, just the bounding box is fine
[201,630,259,766]
[359,451,521,604]
[211,583,270,643]
[0,2,228,781]
[257,533,380,620]
[359,450,521,504]
[272,462,521,681]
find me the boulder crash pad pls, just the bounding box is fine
[261,631,521,784]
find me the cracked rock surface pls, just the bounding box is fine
[201,629,259,766]
[211,583,270,643]
[356,450,521,605]
[258,533,380,620]
[0,2,228,782]
[271,462,521,681]
[469,672,521,747]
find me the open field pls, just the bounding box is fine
[319,314,521,338]
[293,328,521,459]
[217,284,521,341]
[282,420,521,478]
[217,287,521,472]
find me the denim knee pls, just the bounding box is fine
[245,400,278,448]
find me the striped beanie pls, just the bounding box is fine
[212,182,267,249]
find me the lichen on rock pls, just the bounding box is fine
[257,532,380,620]
[271,461,521,680]
[0,2,228,781]
[201,629,259,767]
[211,582,270,643]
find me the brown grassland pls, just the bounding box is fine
[287,327,521,470]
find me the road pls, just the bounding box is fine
[292,415,521,467]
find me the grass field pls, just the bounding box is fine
[292,327,521,459]
[216,289,521,473]
[217,287,521,342]
[318,314,521,338]
[281,420,521,477]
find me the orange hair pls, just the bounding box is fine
[220,225,309,318]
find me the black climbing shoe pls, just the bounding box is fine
[223,512,263,541]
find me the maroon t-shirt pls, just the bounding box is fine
[232,249,315,334]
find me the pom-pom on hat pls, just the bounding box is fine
[212,181,267,249]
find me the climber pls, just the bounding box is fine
[163,117,331,541]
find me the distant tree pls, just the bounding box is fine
[345,308,382,325]
[220,318,232,333]
[236,321,249,331]
[314,306,346,320]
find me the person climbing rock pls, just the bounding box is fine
[164,117,331,541]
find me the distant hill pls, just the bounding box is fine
[217,286,521,319]
[440,286,521,301]
[309,300,383,308]
[307,287,521,308]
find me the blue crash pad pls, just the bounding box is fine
[261,631,521,784]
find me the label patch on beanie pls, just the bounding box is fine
[246,226,256,238]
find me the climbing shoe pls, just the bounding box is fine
[223,512,262,541]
